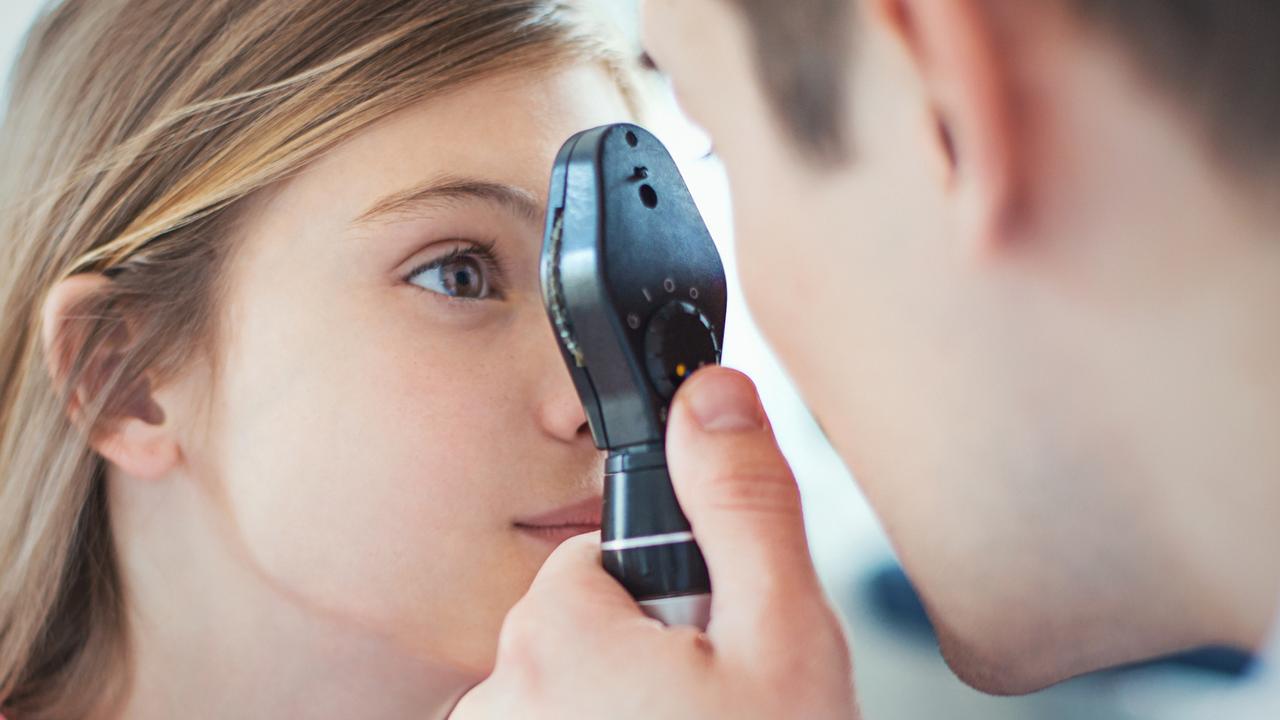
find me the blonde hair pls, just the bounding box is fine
[0,1,629,716]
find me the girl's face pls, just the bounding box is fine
[188,64,630,673]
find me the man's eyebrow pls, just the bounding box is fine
[352,176,543,226]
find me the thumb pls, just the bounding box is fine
[666,367,825,642]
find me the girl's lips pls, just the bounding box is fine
[515,524,599,545]
[514,495,602,544]
[515,494,603,528]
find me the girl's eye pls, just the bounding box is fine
[407,250,498,300]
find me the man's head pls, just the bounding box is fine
[645,0,1280,694]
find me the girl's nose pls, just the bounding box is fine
[534,321,593,445]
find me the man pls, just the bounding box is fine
[453,0,1280,716]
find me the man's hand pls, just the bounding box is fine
[451,368,858,719]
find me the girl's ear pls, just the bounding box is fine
[41,273,180,481]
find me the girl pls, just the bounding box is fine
[0,1,641,717]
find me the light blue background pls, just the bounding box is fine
[0,1,43,103]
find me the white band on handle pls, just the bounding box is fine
[599,531,695,551]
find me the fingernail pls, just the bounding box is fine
[686,370,764,432]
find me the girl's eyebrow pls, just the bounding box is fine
[352,175,543,227]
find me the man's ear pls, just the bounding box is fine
[873,0,1023,253]
[41,273,180,481]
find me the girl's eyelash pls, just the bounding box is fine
[405,239,507,300]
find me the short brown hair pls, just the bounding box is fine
[730,0,1280,172]
[729,0,854,163]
